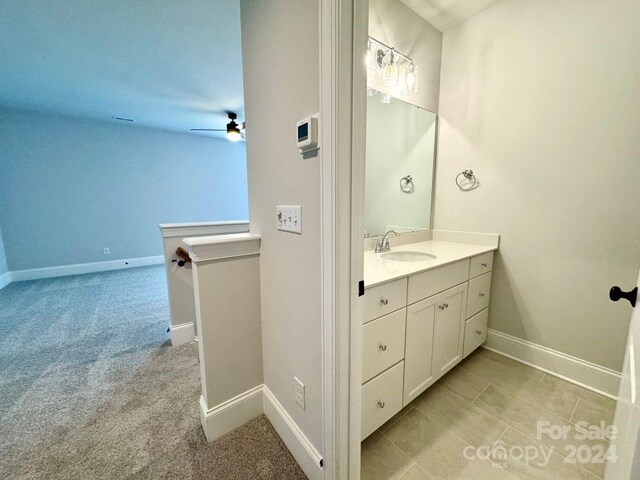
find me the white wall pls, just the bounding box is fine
[240,0,323,451]
[369,0,442,113]
[434,0,640,371]
[365,95,436,235]
[0,108,248,271]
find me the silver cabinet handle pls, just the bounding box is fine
[378,401,385,409]
[481,263,488,267]
[476,330,482,335]
[443,303,449,308]
[380,298,389,305]
[438,304,445,310]
[478,293,485,297]
[379,344,387,351]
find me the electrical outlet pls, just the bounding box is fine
[294,377,305,410]
[276,205,302,234]
[103,247,110,255]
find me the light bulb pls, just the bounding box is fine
[401,63,419,95]
[226,130,241,142]
[381,51,399,87]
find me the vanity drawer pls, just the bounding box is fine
[407,259,469,305]
[361,361,404,440]
[467,272,492,318]
[363,308,406,383]
[463,308,488,358]
[469,252,494,279]
[363,278,407,324]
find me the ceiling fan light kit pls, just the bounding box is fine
[190,111,245,142]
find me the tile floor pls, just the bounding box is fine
[361,348,616,480]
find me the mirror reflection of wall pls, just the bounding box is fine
[364,94,436,237]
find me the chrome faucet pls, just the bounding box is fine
[375,230,398,253]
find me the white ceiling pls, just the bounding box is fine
[0,0,244,139]
[399,0,504,31]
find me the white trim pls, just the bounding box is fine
[199,385,264,442]
[169,322,195,346]
[485,328,621,399]
[10,255,164,282]
[183,233,261,263]
[159,220,249,238]
[432,230,500,248]
[320,0,357,478]
[198,383,325,479]
[345,0,368,478]
[263,385,324,480]
[0,271,11,290]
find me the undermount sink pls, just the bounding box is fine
[381,251,436,262]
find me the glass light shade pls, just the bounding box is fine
[380,93,392,104]
[365,41,378,76]
[381,52,399,87]
[226,130,241,142]
[367,86,378,97]
[401,63,420,95]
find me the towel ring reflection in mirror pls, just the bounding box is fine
[400,175,415,193]
[456,169,479,191]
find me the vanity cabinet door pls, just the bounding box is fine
[404,294,437,405]
[432,283,468,380]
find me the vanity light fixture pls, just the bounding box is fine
[367,36,419,101]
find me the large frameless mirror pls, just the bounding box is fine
[364,94,437,238]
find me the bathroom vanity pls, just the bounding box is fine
[361,61,500,441]
[360,234,498,439]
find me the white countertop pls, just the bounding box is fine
[364,240,498,288]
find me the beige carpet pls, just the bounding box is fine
[0,268,306,479]
[5,343,307,479]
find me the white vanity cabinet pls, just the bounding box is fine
[361,251,495,440]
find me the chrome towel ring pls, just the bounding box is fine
[456,169,478,191]
[400,175,415,193]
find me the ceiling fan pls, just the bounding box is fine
[191,111,245,142]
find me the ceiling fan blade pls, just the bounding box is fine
[190,128,226,131]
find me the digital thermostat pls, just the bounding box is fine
[297,115,319,153]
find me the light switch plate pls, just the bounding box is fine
[276,205,302,234]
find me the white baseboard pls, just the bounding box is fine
[9,255,165,282]
[263,385,324,480]
[199,385,264,442]
[170,322,195,346]
[0,271,11,290]
[485,328,621,399]
[198,384,324,478]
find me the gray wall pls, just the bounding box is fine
[0,225,7,276]
[434,0,640,372]
[241,0,323,451]
[0,108,249,271]
[369,0,442,113]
